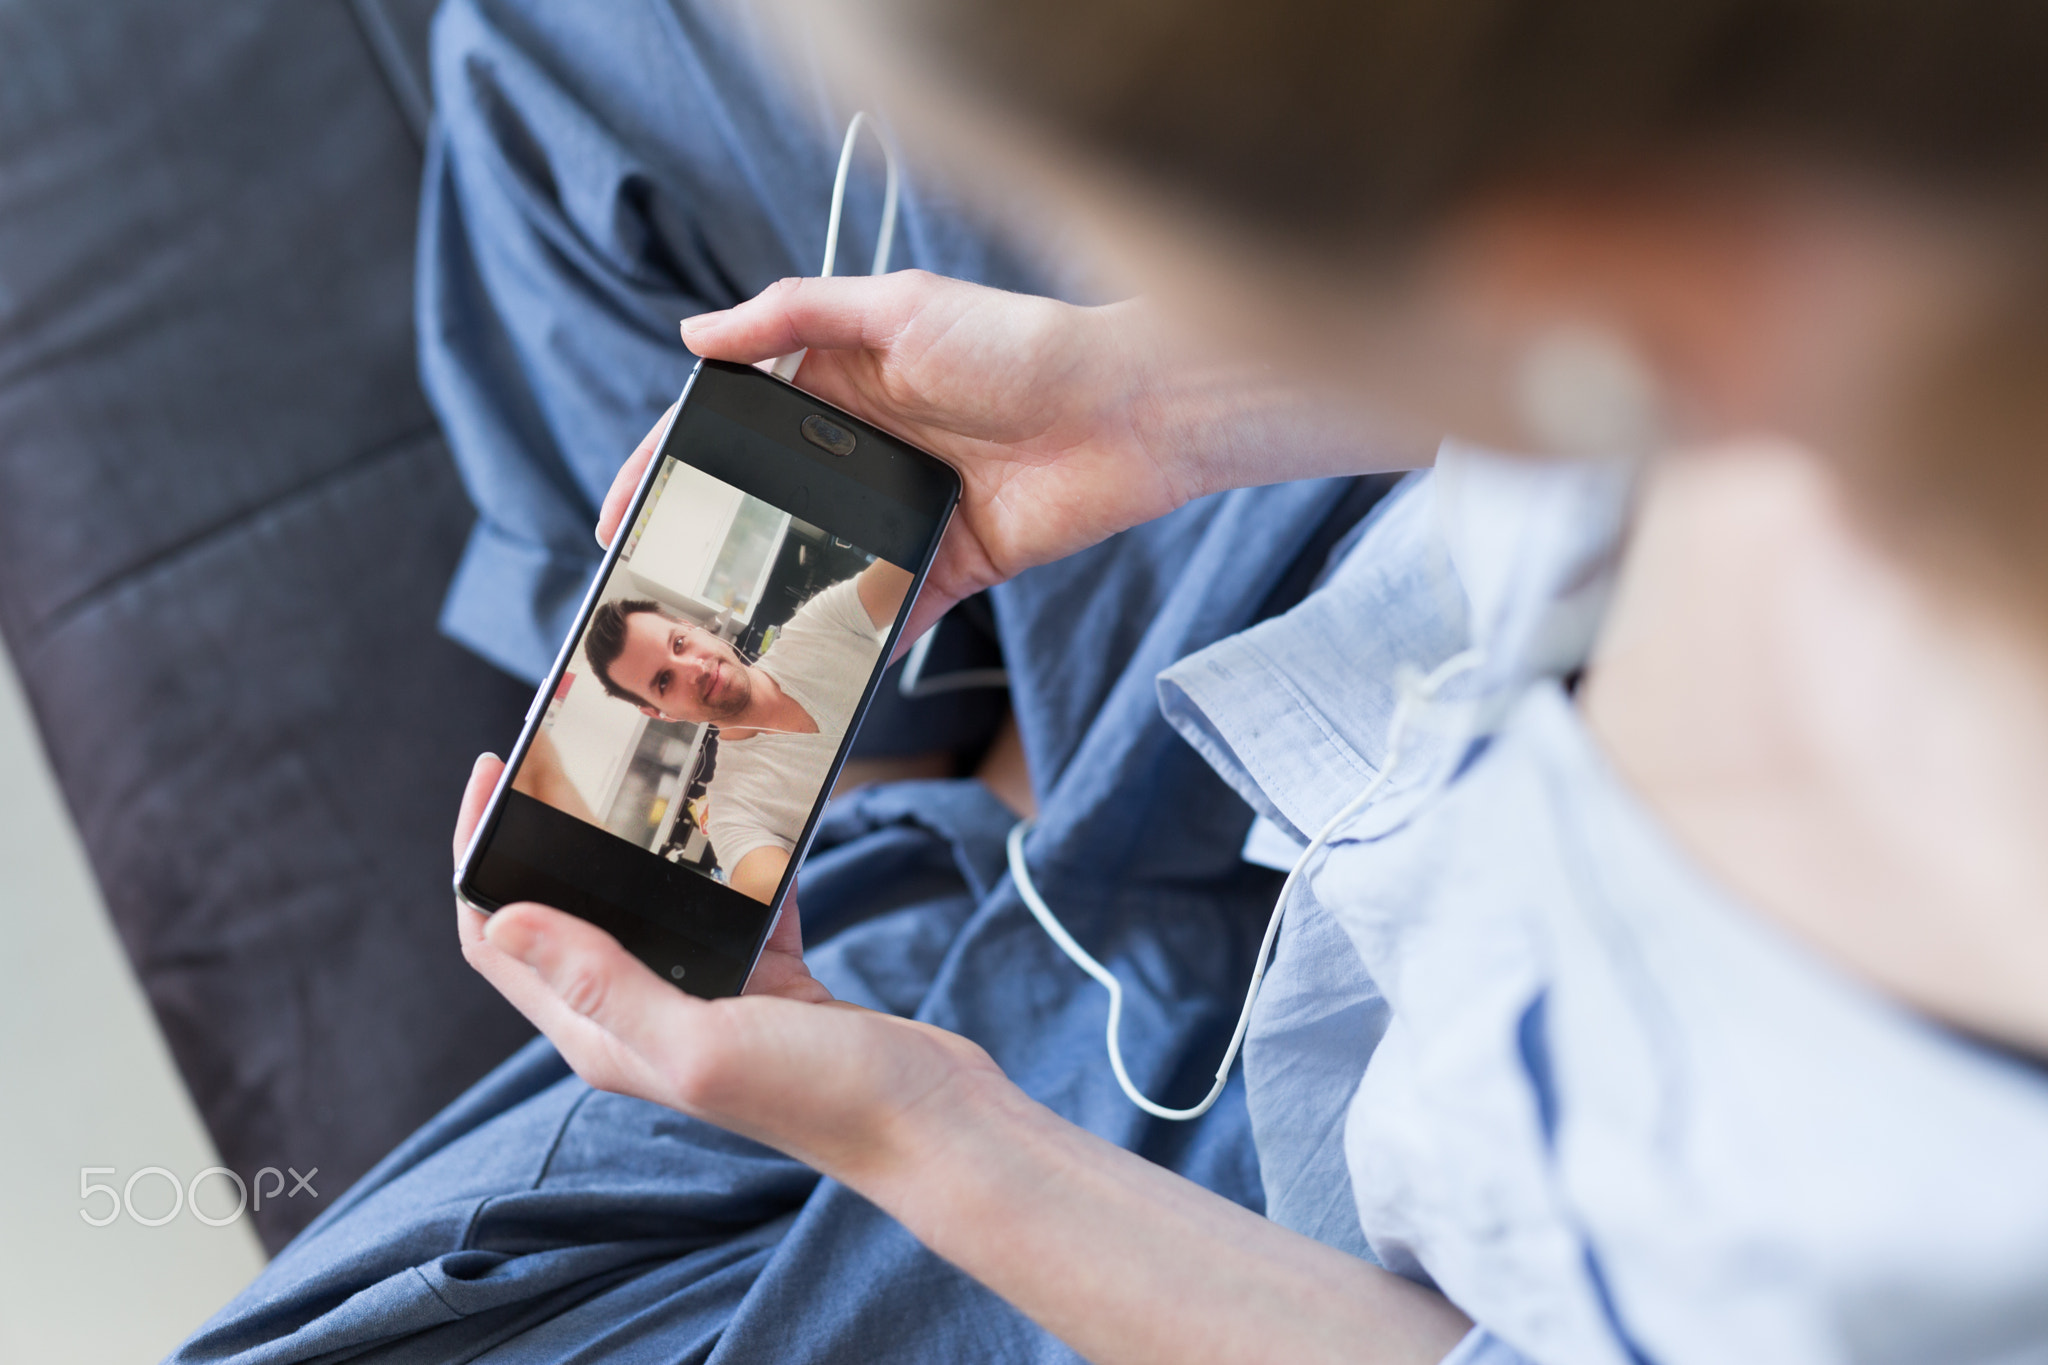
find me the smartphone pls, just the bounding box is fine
[455,358,960,997]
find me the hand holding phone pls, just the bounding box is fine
[450,752,996,1176]
[456,358,959,996]
[670,273,1202,647]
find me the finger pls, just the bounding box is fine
[893,590,962,664]
[763,893,804,959]
[456,894,488,948]
[485,901,703,1056]
[681,274,926,364]
[596,401,678,549]
[462,908,663,1096]
[461,903,569,1016]
[889,520,1002,658]
[453,752,505,865]
[471,903,685,1097]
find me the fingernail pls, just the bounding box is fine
[680,310,727,336]
[473,752,501,773]
[484,912,542,962]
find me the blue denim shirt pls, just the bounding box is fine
[1162,447,2048,1365]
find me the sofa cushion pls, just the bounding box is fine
[0,0,534,1250]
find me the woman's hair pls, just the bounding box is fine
[878,0,2048,611]
[884,0,2048,248]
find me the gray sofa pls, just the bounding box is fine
[0,0,535,1250]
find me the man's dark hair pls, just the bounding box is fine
[584,599,665,704]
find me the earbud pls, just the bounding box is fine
[1511,321,1667,459]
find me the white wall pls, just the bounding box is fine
[0,633,264,1364]
[545,637,648,818]
[626,463,744,612]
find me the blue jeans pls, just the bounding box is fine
[171,1,1376,1359]
[416,0,1057,687]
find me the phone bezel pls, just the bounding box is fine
[453,358,961,996]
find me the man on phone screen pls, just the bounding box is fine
[584,558,912,901]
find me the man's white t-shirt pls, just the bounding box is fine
[703,575,886,871]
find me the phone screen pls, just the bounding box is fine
[458,359,957,995]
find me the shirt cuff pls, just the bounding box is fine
[439,519,602,684]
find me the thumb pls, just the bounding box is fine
[681,273,925,364]
[484,903,696,1086]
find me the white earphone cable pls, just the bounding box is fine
[769,111,900,384]
[1005,648,1485,1121]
